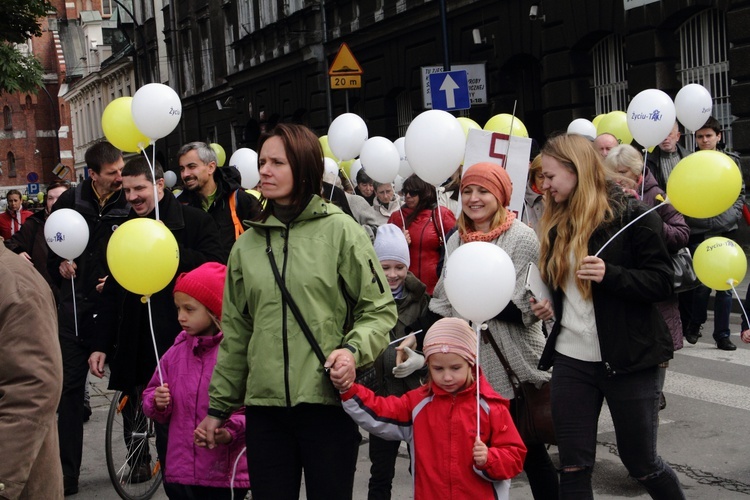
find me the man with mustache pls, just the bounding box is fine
[46,141,131,495]
[177,142,261,258]
[89,157,225,495]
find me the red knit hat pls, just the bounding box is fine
[461,162,513,207]
[173,262,227,318]
[423,318,477,366]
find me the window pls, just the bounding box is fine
[591,35,628,115]
[259,0,278,28]
[181,30,195,94]
[199,20,213,89]
[395,90,412,137]
[238,0,256,36]
[224,9,236,70]
[7,152,16,178]
[678,9,732,150]
[285,0,304,15]
[3,106,11,130]
[101,0,113,17]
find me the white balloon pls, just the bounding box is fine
[626,89,677,148]
[163,170,177,188]
[328,113,368,161]
[675,84,713,132]
[393,175,405,194]
[405,110,465,186]
[45,208,90,261]
[567,118,597,141]
[349,159,362,185]
[443,242,516,324]
[359,137,400,184]
[229,148,259,189]
[393,137,413,178]
[131,83,182,140]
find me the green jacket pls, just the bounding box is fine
[209,195,397,411]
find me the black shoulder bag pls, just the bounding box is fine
[483,329,556,445]
[265,231,379,391]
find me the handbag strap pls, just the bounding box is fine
[265,230,329,369]
[482,329,523,398]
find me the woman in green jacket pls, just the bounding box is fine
[196,123,397,500]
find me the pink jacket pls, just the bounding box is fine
[143,331,250,488]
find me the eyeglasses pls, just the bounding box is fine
[404,189,420,197]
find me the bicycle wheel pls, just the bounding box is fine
[105,390,163,500]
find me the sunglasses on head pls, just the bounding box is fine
[404,189,420,197]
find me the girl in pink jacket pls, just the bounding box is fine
[336,317,527,500]
[143,262,249,499]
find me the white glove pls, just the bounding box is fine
[392,347,425,378]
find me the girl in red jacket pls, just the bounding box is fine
[336,318,526,500]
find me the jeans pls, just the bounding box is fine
[690,285,732,340]
[245,403,361,500]
[551,354,684,500]
[367,434,403,500]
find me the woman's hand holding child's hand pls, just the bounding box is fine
[154,383,170,411]
[213,428,232,445]
[473,437,488,467]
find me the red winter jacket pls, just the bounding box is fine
[341,374,526,499]
[0,208,33,241]
[388,206,456,294]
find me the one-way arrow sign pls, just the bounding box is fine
[428,70,470,111]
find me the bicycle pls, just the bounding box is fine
[105,389,163,500]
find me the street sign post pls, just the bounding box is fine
[428,70,471,111]
[27,172,39,183]
[27,183,40,195]
[422,63,487,109]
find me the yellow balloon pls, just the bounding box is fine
[693,237,747,290]
[483,114,529,137]
[596,111,633,145]
[666,150,742,218]
[107,218,180,296]
[592,114,605,128]
[339,159,355,178]
[457,117,482,138]
[37,192,44,202]
[210,143,226,166]
[102,97,150,153]
[319,135,339,161]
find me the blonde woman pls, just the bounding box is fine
[531,134,684,499]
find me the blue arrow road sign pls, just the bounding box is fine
[429,70,471,111]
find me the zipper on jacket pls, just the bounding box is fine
[368,259,385,294]
[281,227,292,407]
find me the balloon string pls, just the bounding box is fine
[474,323,481,439]
[594,203,662,257]
[640,150,648,200]
[339,162,353,191]
[70,264,79,337]
[140,143,160,221]
[146,297,164,386]
[434,186,449,258]
[729,282,750,337]
[230,446,248,500]
[503,101,518,169]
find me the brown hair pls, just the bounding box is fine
[257,123,323,221]
[401,174,437,228]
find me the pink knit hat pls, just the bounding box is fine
[173,262,227,318]
[461,162,513,207]
[423,318,477,366]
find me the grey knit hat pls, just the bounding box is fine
[373,224,410,267]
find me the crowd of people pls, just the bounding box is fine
[1,115,747,500]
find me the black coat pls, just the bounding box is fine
[95,190,226,391]
[177,166,262,259]
[5,210,60,300]
[47,180,131,340]
[538,190,675,375]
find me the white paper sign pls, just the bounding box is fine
[463,129,532,216]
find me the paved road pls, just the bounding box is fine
[74,281,750,499]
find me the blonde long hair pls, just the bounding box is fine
[538,134,614,299]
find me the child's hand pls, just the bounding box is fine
[154,383,170,411]
[473,437,488,467]
[395,335,418,365]
[213,428,232,445]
